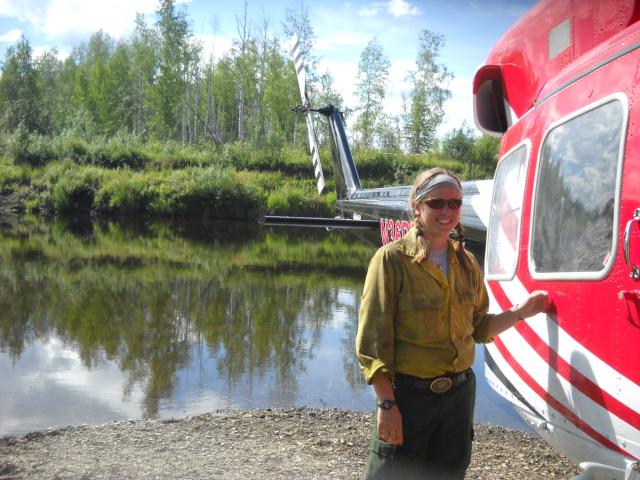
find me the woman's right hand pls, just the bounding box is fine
[377,405,403,445]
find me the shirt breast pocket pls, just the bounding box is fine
[396,292,446,343]
[455,281,478,335]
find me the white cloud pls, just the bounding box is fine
[318,56,416,126]
[381,58,415,116]
[0,0,188,44]
[0,0,47,27]
[1,336,145,435]
[358,5,380,17]
[194,34,232,63]
[387,0,420,17]
[389,58,414,85]
[356,0,420,18]
[314,32,369,53]
[0,28,21,42]
[318,58,358,108]
[42,0,159,41]
[438,76,479,136]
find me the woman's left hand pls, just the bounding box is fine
[515,290,548,320]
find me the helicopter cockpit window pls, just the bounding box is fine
[530,97,625,279]
[549,19,571,60]
[485,143,529,280]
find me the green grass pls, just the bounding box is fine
[0,134,477,219]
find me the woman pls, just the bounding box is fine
[356,168,547,479]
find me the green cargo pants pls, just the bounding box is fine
[365,370,476,480]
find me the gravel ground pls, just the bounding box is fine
[0,408,580,479]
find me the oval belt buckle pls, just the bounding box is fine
[430,377,452,393]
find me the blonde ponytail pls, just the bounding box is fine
[413,217,430,264]
[454,223,473,270]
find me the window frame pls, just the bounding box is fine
[528,93,628,281]
[484,140,531,282]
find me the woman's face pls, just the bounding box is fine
[413,184,462,246]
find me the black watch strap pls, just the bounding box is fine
[376,399,396,410]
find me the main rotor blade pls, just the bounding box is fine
[290,35,325,194]
[291,35,307,104]
[305,112,325,193]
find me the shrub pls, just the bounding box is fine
[267,186,304,215]
[24,161,76,213]
[267,184,334,217]
[353,149,396,183]
[52,165,104,213]
[8,126,56,167]
[0,164,30,188]
[146,168,263,219]
[278,145,320,177]
[348,147,468,186]
[148,141,213,169]
[219,142,313,177]
[90,144,150,170]
[96,171,156,214]
[61,138,91,164]
[95,167,267,219]
[221,142,256,170]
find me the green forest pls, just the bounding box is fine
[0,0,499,219]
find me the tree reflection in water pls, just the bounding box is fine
[0,216,375,420]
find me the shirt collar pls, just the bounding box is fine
[398,226,459,265]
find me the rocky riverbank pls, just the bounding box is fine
[0,408,580,479]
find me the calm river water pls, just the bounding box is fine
[0,215,527,436]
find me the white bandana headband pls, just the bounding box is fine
[414,173,462,202]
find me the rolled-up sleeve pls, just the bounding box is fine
[471,264,494,343]
[355,249,398,384]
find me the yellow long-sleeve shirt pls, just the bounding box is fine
[355,227,493,384]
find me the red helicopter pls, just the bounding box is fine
[473,0,640,477]
[268,1,640,475]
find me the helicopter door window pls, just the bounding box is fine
[485,143,529,281]
[530,96,626,279]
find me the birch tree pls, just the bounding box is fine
[152,0,192,140]
[353,38,390,148]
[131,15,158,137]
[405,30,452,153]
[0,38,42,133]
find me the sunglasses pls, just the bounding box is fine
[423,198,463,210]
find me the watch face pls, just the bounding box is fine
[378,400,394,409]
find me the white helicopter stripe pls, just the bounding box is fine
[497,277,640,416]
[484,343,549,415]
[494,324,640,458]
[485,339,637,462]
[485,280,640,457]
[484,336,595,442]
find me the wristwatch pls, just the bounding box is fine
[376,399,397,410]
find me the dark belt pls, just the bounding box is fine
[394,369,471,394]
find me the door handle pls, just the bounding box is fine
[618,290,640,329]
[623,208,640,280]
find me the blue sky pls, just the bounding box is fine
[0,0,536,135]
